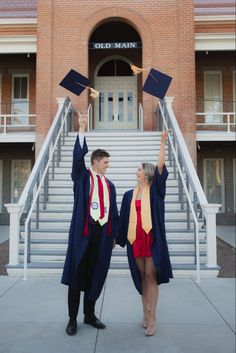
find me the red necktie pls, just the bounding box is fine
[97,175,105,219]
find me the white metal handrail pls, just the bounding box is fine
[196,112,236,132]
[159,102,201,282]
[87,103,92,132]
[139,103,143,131]
[0,114,36,133]
[23,100,72,280]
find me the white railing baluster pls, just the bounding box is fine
[5,97,76,279]
[139,103,144,131]
[159,97,221,282]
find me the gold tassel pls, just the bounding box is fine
[130,64,147,75]
[89,87,99,99]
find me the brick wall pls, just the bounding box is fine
[36,0,196,160]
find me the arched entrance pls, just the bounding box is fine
[89,20,142,130]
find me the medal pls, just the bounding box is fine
[91,202,99,210]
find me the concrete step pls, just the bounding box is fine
[40,184,181,193]
[29,219,199,230]
[39,193,186,203]
[66,131,162,138]
[61,143,167,151]
[46,178,180,187]
[36,200,185,211]
[19,239,206,252]
[31,209,195,221]
[6,262,219,277]
[19,249,207,264]
[57,157,176,164]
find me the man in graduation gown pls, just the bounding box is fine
[61,114,119,335]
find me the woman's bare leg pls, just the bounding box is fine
[135,257,150,328]
[144,257,159,336]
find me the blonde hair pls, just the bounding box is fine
[142,162,156,185]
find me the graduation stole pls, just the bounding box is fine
[89,168,110,225]
[127,185,152,245]
[83,169,111,237]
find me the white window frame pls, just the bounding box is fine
[11,159,31,202]
[0,160,2,212]
[233,70,236,121]
[204,71,223,123]
[203,158,225,213]
[0,73,2,114]
[11,74,29,125]
[233,159,236,213]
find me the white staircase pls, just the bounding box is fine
[6,98,219,278]
[8,131,215,276]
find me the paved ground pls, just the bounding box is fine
[0,276,235,353]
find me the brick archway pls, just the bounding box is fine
[80,7,154,130]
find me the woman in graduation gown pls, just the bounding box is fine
[118,130,173,336]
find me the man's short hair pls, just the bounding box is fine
[91,149,110,165]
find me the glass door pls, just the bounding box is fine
[203,159,225,212]
[11,160,31,202]
[204,72,223,123]
[11,74,29,125]
[0,160,2,212]
[95,76,137,129]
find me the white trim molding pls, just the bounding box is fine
[0,35,37,53]
[195,33,236,51]
[0,18,37,25]
[195,15,236,22]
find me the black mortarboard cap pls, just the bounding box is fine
[59,69,91,96]
[143,68,172,99]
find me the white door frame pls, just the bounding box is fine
[0,73,2,115]
[233,70,236,121]
[233,158,236,212]
[0,160,2,212]
[94,56,138,130]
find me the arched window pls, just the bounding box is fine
[97,59,133,76]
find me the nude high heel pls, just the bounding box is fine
[145,316,156,336]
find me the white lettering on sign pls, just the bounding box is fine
[91,42,139,49]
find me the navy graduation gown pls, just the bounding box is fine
[118,165,173,294]
[61,136,119,301]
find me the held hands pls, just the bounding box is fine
[78,112,88,133]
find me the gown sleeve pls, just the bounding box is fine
[71,135,89,184]
[117,192,130,247]
[153,164,169,199]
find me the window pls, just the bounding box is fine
[203,159,225,212]
[11,160,31,203]
[234,159,236,213]
[204,72,223,123]
[0,74,2,114]
[233,71,236,122]
[0,160,2,212]
[11,74,29,125]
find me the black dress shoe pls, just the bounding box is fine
[66,318,77,335]
[84,314,106,329]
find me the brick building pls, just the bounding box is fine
[0,0,235,228]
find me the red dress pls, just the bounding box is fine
[132,199,153,258]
